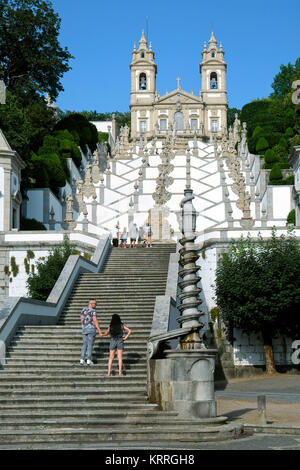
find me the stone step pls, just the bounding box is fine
[0,402,158,412]
[0,382,146,391]
[7,346,147,354]
[5,352,147,359]
[0,394,147,405]
[13,332,151,339]
[10,338,149,346]
[0,417,227,431]
[16,325,152,331]
[0,409,178,420]
[1,366,147,373]
[0,424,241,444]
[0,375,146,384]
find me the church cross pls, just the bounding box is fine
[176,77,181,89]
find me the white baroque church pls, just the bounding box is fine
[1,32,300,370]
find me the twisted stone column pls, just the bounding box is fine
[177,188,205,349]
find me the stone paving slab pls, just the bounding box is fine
[216,373,300,430]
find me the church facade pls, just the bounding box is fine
[129,31,227,140]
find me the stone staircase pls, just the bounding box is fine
[0,244,240,448]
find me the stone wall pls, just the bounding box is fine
[0,231,101,303]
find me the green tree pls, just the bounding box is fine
[270,58,300,100]
[0,0,73,99]
[215,231,300,374]
[0,90,56,158]
[263,149,279,168]
[26,237,76,300]
[286,209,296,226]
[54,113,98,152]
[269,163,283,184]
[256,136,269,154]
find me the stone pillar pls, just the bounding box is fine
[152,350,217,418]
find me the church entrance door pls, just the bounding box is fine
[174,112,184,131]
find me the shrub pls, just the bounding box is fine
[264,149,278,165]
[55,113,98,152]
[286,209,296,225]
[279,137,288,149]
[285,127,294,138]
[27,237,76,300]
[256,137,269,154]
[272,143,288,161]
[282,175,294,185]
[269,163,283,183]
[252,126,263,138]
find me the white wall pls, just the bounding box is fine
[90,121,112,133]
[0,167,4,231]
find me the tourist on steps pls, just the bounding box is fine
[145,222,153,247]
[80,299,102,366]
[102,314,131,376]
[138,226,146,246]
[111,225,119,247]
[129,222,138,248]
[120,227,128,248]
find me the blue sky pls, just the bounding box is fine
[51,0,300,114]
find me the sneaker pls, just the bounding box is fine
[87,360,94,366]
[80,359,85,365]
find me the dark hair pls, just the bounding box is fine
[110,314,123,337]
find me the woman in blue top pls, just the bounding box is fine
[102,314,131,376]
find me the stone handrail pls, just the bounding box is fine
[148,252,182,358]
[0,235,111,366]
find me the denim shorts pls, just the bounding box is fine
[109,337,124,350]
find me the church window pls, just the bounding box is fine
[211,120,218,132]
[139,73,147,90]
[141,52,145,58]
[211,51,215,58]
[160,119,167,130]
[140,120,147,133]
[191,119,198,130]
[210,72,218,89]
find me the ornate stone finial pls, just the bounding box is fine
[49,206,55,220]
[176,77,181,90]
[139,29,147,49]
[133,41,136,51]
[152,139,174,206]
[63,195,76,230]
[209,30,217,47]
[203,41,207,51]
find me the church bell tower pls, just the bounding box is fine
[200,32,227,134]
[130,30,157,139]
